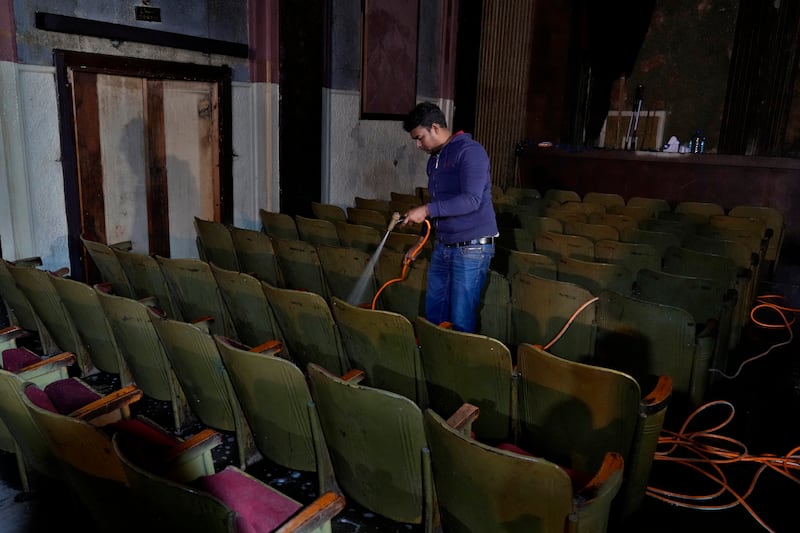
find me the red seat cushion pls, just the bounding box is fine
[2,348,41,372]
[197,466,302,533]
[24,385,57,412]
[43,378,101,414]
[496,442,594,493]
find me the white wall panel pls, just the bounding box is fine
[322,88,429,209]
[231,81,279,230]
[15,65,67,272]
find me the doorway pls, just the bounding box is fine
[54,50,233,282]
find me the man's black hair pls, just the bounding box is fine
[403,102,447,132]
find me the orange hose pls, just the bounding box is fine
[647,292,800,532]
[371,219,431,310]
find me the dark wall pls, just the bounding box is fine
[279,0,323,216]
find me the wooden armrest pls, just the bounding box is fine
[50,267,70,277]
[576,451,624,501]
[341,369,365,383]
[18,351,75,374]
[191,316,215,333]
[276,491,346,532]
[248,340,283,354]
[1,325,29,342]
[110,240,133,251]
[71,385,143,421]
[163,428,223,464]
[446,403,480,432]
[641,375,672,415]
[12,256,43,267]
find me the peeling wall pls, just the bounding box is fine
[323,88,430,208]
[323,0,447,208]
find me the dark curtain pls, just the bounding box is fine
[583,0,656,144]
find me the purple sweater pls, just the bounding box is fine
[426,132,498,244]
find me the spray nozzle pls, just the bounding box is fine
[388,212,405,232]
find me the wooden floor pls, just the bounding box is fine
[2,273,799,532]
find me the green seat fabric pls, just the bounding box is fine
[596,290,707,409]
[415,316,516,443]
[634,268,736,379]
[49,275,131,380]
[506,249,557,281]
[155,255,237,338]
[113,248,180,319]
[517,343,669,520]
[331,296,425,404]
[374,249,428,322]
[564,221,620,243]
[80,235,135,298]
[335,221,382,253]
[9,265,96,376]
[311,201,348,224]
[316,244,376,305]
[193,217,240,271]
[229,226,283,286]
[535,231,594,261]
[424,407,623,533]
[510,272,597,362]
[259,209,299,241]
[214,335,337,493]
[95,287,193,432]
[210,263,286,352]
[296,215,341,248]
[307,363,438,530]
[149,312,259,468]
[478,269,511,344]
[261,282,350,376]
[271,237,330,299]
[594,239,661,275]
[0,259,60,355]
[557,256,635,296]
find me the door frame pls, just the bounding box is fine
[54,49,233,282]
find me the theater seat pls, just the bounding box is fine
[22,377,220,533]
[424,403,624,533]
[113,430,345,533]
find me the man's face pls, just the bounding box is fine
[409,124,443,154]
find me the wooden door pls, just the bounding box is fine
[55,51,232,282]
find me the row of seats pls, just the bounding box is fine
[494,196,772,351]
[493,186,784,275]
[0,251,667,530]
[195,207,727,411]
[0,327,344,532]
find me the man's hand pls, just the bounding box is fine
[402,204,430,225]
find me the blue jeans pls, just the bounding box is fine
[425,241,495,333]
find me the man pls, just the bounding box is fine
[401,101,498,333]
